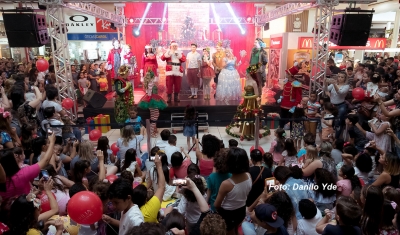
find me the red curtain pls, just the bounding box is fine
[125,3,255,74]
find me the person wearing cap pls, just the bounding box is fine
[252,203,289,235]
[141,45,158,80]
[249,38,268,95]
[186,43,202,99]
[161,41,186,103]
[279,66,302,130]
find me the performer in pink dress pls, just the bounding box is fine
[141,45,158,78]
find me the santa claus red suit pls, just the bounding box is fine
[279,66,302,128]
[161,41,186,103]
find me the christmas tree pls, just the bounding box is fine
[181,16,196,40]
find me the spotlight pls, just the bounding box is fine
[129,18,134,24]
[241,30,246,35]
[133,28,140,37]
[246,16,252,23]
[162,17,167,22]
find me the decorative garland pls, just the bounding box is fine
[149,39,231,49]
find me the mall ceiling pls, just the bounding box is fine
[0,0,379,3]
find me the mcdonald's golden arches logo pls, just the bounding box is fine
[374,39,385,48]
[298,37,313,49]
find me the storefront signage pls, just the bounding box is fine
[270,37,283,49]
[298,37,313,49]
[297,37,387,50]
[64,10,96,33]
[96,18,117,33]
[67,33,119,41]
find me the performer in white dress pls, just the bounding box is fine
[215,48,242,101]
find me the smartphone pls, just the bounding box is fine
[265,177,276,187]
[150,156,155,161]
[365,143,371,148]
[47,128,53,135]
[41,170,50,181]
[172,179,187,186]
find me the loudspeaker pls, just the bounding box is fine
[3,13,49,47]
[83,90,107,109]
[329,14,372,46]
[264,23,270,31]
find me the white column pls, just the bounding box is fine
[390,9,400,53]
[355,50,364,62]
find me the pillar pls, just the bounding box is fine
[390,8,400,55]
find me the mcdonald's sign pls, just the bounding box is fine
[298,37,313,49]
[372,38,386,49]
[329,38,386,50]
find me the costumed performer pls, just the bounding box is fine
[138,68,168,138]
[215,48,242,101]
[161,40,186,103]
[201,47,215,100]
[186,43,202,99]
[249,38,268,95]
[106,38,122,80]
[121,43,138,77]
[141,44,158,78]
[212,41,226,98]
[114,65,134,123]
[278,66,302,130]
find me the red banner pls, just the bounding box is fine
[297,37,386,50]
[270,37,283,49]
[95,18,117,33]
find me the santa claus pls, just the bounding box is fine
[161,41,186,103]
[106,38,122,79]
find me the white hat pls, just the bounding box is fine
[170,41,178,46]
[145,44,151,49]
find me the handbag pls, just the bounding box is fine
[358,101,376,118]
[252,166,265,185]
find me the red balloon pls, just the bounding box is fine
[111,143,119,155]
[67,191,103,225]
[99,82,107,89]
[106,174,118,183]
[62,98,74,109]
[352,87,365,100]
[250,146,265,155]
[36,59,49,72]
[89,129,102,141]
[37,191,56,213]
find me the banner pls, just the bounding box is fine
[95,18,117,33]
[63,10,96,33]
[286,49,311,70]
[297,37,387,50]
[270,37,283,49]
[67,33,119,41]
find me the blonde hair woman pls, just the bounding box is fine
[215,48,242,101]
[69,140,117,180]
[117,125,144,167]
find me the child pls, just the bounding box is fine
[228,139,238,148]
[253,204,289,235]
[156,129,170,151]
[125,106,143,135]
[354,153,373,185]
[316,95,330,142]
[53,144,67,177]
[297,133,315,163]
[78,71,90,95]
[61,116,77,143]
[302,145,318,170]
[97,136,115,165]
[97,72,108,96]
[207,148,231,212]
[305,91,321,138]
[201,48,215,100]
[337,165,362,197]
[183,105,196,151]
[121,148,144,183]
[321,102,337,142]
[73,160,91,188]
[268,128,286,166]
[262,152,275,173]
[165,135,180,165]
[380,200,399,235]
[291,107,306,151]
[336,144,358,177]
[41,106,63,145]
[281,138,298,167]
[171,148,192,179]
[345,114,369,152]
[107,178,144,234]
[297,199,322,235]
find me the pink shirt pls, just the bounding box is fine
[173,159,192,179]
[199,158,214,177]
[269,140,283,164]
[337,179,352,196]
[0,164,40,200]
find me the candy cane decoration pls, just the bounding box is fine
[149,108,159,138]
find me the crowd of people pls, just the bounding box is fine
[0,53,400,235]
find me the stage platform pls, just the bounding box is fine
[82,89,281,129]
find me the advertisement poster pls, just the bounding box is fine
[286,49,311,71]
[268,49,281,87]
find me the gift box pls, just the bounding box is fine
[94,114,111,133]
[266,113,280,129]
[85,117,95,134]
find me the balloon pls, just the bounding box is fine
[67,191,103,225]
[352,87,365,100]
[89,129,102,141]
[38,191,56,213]
[106,174,118,183]
[36,59,49,72]
[250,146,265,155]
[62,98,74,109]
[99,82,107,89]
[136,157,142,169]
[111,143,119,155]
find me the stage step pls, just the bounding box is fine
[170,113,209,133]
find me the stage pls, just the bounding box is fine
[82,88,281,129]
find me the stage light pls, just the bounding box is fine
[138,3,152,31]
[160,3,167,30]
[211,3,221,31]
[225,3,246,35]
[129,18,134,24]
[133,28,140,37]
[246,16,252,23]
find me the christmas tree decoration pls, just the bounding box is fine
[181,16,197,41]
